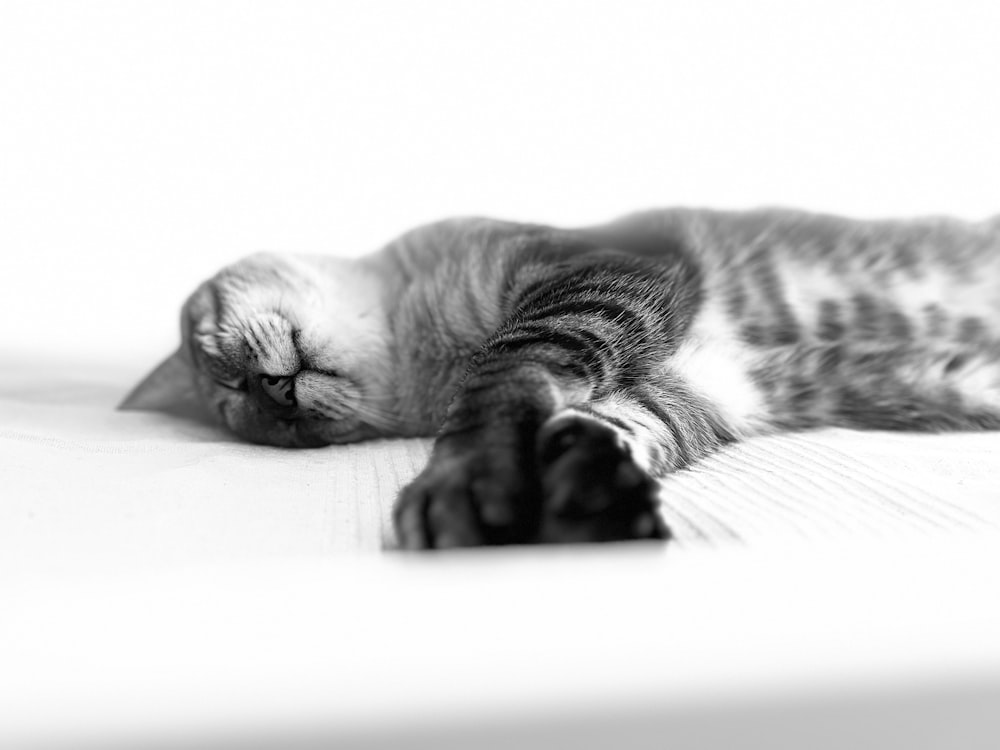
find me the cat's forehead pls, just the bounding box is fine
[291,256,390,374]
[191,252,390,376]
[201,253,379,315]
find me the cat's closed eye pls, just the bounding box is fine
[213,374,247,392]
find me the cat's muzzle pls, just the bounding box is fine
[254,374,298,417]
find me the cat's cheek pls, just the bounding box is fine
[213,399,254,440]
[210,397,280,446]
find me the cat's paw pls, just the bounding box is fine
[535,416,670,544]
[393,448,539,549]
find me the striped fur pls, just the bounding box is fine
[122,208,1000,547]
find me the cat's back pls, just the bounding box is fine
[613,206,1000,268]
[614,207,1000,435]
[616,206,1000,318]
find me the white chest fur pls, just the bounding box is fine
[667,299,771,438]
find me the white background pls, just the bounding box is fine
[2,0,1000,362]
[4,7,1000,745]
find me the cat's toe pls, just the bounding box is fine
[393,453,537,549]
[394,478,480,550]
[536,417,670,544]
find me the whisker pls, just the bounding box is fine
[351,405,400,430]
[351,398,415,432]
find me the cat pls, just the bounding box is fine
[121,208,1000,548]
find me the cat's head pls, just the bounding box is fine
[121,252,398,446]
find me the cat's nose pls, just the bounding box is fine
[259,374,296,407]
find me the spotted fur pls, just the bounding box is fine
[122,208,1000,547]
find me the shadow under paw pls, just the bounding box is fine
[536,417,670,544]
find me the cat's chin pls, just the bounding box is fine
[216,404,378,448]
[307,422,388,446]
[210,386,405,447]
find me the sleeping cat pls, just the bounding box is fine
[122,208,1000,548]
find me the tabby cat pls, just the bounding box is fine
[122,208,1000,548]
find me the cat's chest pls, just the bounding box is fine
[667,298,772,438]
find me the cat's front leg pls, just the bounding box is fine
[393,434,538,548]
[393,364,724,548]
[394,250,717,549]
[535,407,670,544]
[393,368,553,548]
[393,392,674,548]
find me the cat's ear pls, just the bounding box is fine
[119,347,206,421]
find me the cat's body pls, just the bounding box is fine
[123,208,1000,547]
